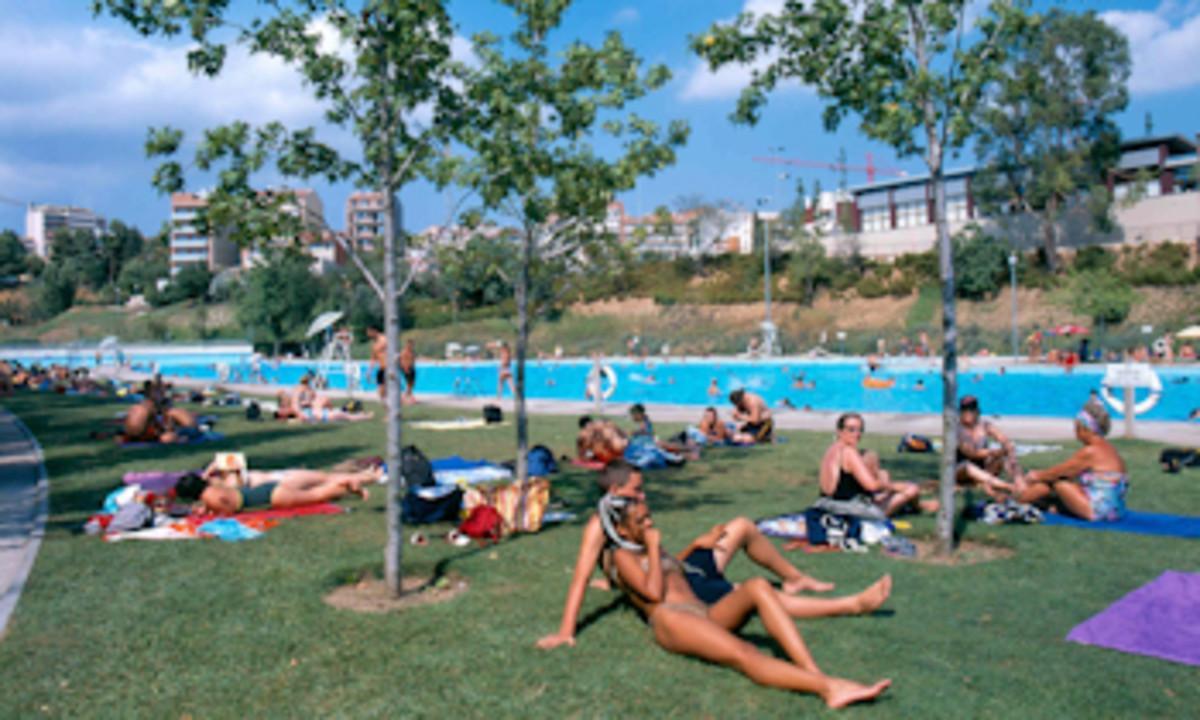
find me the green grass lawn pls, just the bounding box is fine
[1,392,1197,718]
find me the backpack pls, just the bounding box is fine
[527,444,558,477]
[343,399,364,413]
[897,433,934,453]
[245,401,262,421]
[401,445,435,487]
[401,487,463,524]
[459,505,502,543]
[483,405,503,424]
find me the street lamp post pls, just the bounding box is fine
[756,197,776,355]
[1008,252,1018,357]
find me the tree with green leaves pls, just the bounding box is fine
[696,0,1031,554]
[953,228,1008,300]
[100,220,145,293]
[95,0,467,594]
[972,9,1130,272]
[237,250,323,355]
[168,263,213,304]
[1071,270,1135,326]
[0,230,27,278]
[458,0,687,482]
[50,228,107,290]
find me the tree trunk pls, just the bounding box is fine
[381,186,405,596]
[1042,197,1059,273]
[513,227,532,483]
[932,153,958,557]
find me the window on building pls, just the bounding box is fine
[861,207,890,233]
[895,201,927,228]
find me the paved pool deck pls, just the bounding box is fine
[100,368,1197,445]
[0,406,49,641]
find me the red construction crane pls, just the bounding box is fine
[752,153,908,184]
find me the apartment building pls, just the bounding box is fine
[345,191,389,251]
[168,192,238,276]
[24,204,106,258]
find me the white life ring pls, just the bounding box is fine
[588,365,618,400]
[1100,367,1163,416]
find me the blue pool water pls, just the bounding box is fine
[11,346,1199,422]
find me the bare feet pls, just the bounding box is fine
[824,678,892,709]
[589,577,612,591]
[918,499,940,514]
[852,575,892,614]
[345,476,370,501]
[783,576,835,594]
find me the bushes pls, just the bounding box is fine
[953,230,1009,299]
[1072,245,1115,273]
[1119,242,1194,286]
[1071,270,1136,325]
[855,274,889,298]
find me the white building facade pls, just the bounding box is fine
[24,204,106,258]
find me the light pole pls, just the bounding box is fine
[756,197,776,355]
[1008,252,1018,357]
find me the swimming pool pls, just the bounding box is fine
[7,344,1198,422]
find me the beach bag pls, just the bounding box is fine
[402,488,463,524]
[459,504,502,542]
[245,401,262,421]
[343,399,364,413]
[401,445,435,487]
[527,444,558,477]
[483,404,503,424]
[897,433,934,453]
[804,507,863,548]
[462,479,551,536]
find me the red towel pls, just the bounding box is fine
[570,459,606,471]
[186,503,345,527]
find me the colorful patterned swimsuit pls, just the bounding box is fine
[1078,470,1129,521]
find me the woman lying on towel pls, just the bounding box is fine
[175,461,378,514]
[1016,399,1129,521]
[537,463,893,652]
[599,495,891,709]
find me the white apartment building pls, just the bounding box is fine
[24,204,106,258]
[168,192,239,276]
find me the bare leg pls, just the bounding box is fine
[881,482,922,516]
[270,480,358,508]
[959,464,1013,499]
[712,517,833,593]
[1016,481,1094,521]
[652,608,891,708]
[775,576,892,619]
[706,577,820,670]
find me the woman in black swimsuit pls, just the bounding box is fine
[819,413,923,516]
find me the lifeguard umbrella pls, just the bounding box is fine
[1051,324,1089,336]
[305,310,344,339]
[1175,325,1200,340]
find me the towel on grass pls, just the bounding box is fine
[410,418,490,431]
[1067,571,1200,667]
[1043,510,1200,539]
[118,431,225,448]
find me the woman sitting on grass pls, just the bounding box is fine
[820,413,925,517]
[175,464,377,514]
[600,495,891,709]
[1016,400,1128,521]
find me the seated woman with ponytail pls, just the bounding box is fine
[598,494,891,709]
[1016,399,1129,521]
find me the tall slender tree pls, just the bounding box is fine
[458,0,687,482]
[972,9,1130,270]
[695,0,1030,554]
[95,0,466,594]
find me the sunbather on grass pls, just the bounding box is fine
[1016,399,1129,521]
[537,462,891,651]
[120,380,197,444]
[175,466,377,515]
[956,395,1019,499]
[820,413,927,516]
[601,496,891,709]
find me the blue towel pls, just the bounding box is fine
[1043,510,1200,539]
[430,456,493,472]
[197,518,263,542]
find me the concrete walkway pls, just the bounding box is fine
[102,368,1198,445]
[0,406,49,640]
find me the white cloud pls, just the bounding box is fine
[1102,1,1200,94]
[679,0,796,101]
[612,7,640,25]
[0,24,325,133]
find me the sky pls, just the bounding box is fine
[1,0,1198,239]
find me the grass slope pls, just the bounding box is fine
[0,392,1197,718]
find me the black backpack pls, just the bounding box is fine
[483,405,503,424]
[245,401,262,421]
[401,445,436,487]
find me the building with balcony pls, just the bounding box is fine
[24,204,106,258]
[345,191,392,251]
[168,192,238,276]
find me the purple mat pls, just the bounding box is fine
[1066,571,1200,667]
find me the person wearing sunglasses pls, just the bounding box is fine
[819,413,923,516]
